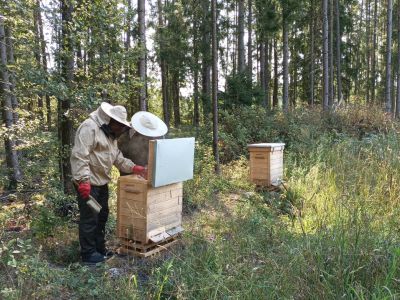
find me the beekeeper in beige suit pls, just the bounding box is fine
[70,102,146,264]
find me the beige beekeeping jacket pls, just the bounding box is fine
[70,107,135,186]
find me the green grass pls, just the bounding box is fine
[2,106,400,299]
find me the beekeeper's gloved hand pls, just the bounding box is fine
[132,165,147,179]
[78,181,91,200]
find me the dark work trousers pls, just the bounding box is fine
[77,184,109,258]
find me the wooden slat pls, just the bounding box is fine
[117,178,121,240]
[147,140,155,185]
[148,182,183,196]
[148,211,181,225]
[118,225,147,242]
[148,215,182,231]
[119,204,146,215]
[118,237,178,257]
[270,153,283,159]
[119,215,146,226]
[148,206,182,220]
[250,167,281,174]
[120,234,178,250]
[148,197,181,212]
[119,175,146,184]
[119,209,146,219]
[148,188,183,205]
[249,147,284,153]
[119,193,145,203]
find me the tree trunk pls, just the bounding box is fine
[335,0,342,103]
[124,0,132,84]
[157,0,169,127]
[365,0,371,103]
[371,0,378,104]
[201,0,211,119]
[33,3,44,120]
[233,0,237,75]
[36,0,51,129]
[212,0,220,174]
[194,66,200,127]
[4,27,18,126]
[237,0,245,73]
[266,41,271,108]
[172,73,180,127]
[247,0,252,80]
[60,0,74,194]
[193,21,200,128]
[0,16,22,189]
[225,6,230,94]
[273,38,278,107]
[323,0,329,110]
[354,0,364,99]
[282,17,289,111]
[125,0,131,61]
[310,0,315,106]
[397,0,400,117]
[385,0,393,113]
[260,42,266,108]
[138,0,147,111]
[328,0,334,106]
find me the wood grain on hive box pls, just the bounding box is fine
[117,175,183,244]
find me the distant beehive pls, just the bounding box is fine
[248,143,285,186]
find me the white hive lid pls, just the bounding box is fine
[247,143,285,148]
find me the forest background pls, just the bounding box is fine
[2,0,400,298]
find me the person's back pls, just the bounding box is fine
[118,131,151,167]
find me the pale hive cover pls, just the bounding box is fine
[151,137,195,187]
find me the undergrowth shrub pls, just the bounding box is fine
[30,206,61,239]
[199,104,397,164]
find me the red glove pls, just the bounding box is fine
[132,165,147,179]
[78,181,91,200]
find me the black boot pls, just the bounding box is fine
[82,251,105,264]
[98,249,114,259]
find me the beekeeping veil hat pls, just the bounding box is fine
[100,102,131,128]
[131,111,168,137]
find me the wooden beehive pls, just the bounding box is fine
[248,143,285,186]
[117,140,184,256]
[117,176,183,244]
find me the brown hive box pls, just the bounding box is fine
[117,140,184,251]
[248,143,285,187]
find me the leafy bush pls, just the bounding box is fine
[30,205,63,239]
[198,104,396,164]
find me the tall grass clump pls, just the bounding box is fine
[283,130,400,298]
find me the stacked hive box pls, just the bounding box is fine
[117,176,183,244]
[248,143,285,187]
[117,139,194,257]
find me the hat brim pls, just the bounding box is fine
[100,102,131,128]
[131,111,168,137]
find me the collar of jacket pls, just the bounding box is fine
[90,107,117,140]
[100,123,117,140]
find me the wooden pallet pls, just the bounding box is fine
[117,235,179,258]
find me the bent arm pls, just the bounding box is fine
[114,149,135,173]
